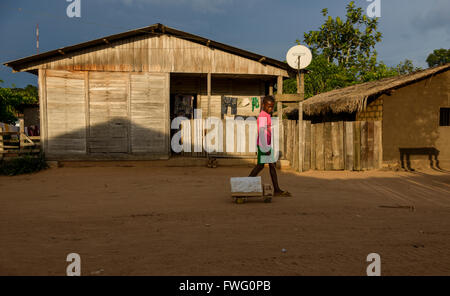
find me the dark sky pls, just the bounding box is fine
[1,0,449,87]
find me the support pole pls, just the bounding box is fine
[20,118,25,152]
[206,72,212,159]
[277,76,284,161]
[298,71,304,172]
[277,76,283,95]
[38,69,47,155]
[269,81,274,96]
[0,125,3,160]
[207,73,211,118]
[277,76,283,117]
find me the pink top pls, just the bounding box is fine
[257,110,271,148]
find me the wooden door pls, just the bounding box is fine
[88,72,129,153]
[130,73,169,154]
[45,70,87,155]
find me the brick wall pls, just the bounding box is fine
[356,96,383,121]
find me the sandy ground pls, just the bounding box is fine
[1,165,450,276]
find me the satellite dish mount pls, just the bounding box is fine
[285,45,312,96]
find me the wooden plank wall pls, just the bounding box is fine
[130,72,168,153]
[22,35,288,77]
[360,121,368,170]
[353,121,361,171]
[303,121,311,171]
[315,123,325,170]
[284,120,382,171]
[175,118,383,170]
[373,121,382,169]
[179,118,258,158]
[88,71,129,153]
[323,122,333,170]
[310,123,316,170]
[44,69,169,157]
[344,122,354,170]
[293,121,299,171]
[45,70,86,154]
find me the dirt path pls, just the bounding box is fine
[1,166,449,275]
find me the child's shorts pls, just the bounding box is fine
[257,146,276,165]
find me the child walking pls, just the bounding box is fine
[249,95,291,197]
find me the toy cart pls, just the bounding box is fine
[230,177,273,204]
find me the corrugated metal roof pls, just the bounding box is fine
[3,23,293,74]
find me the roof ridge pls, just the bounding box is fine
[4,23,292,74]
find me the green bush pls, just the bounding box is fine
[0,153,48,176]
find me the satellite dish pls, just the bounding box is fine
[286,45,312,70]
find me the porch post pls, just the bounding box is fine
[0,125,3,160]
[38,69,47,155]
[206,72,212,159]
[277,76,284,161]
[207,72,211,118]
[298,71,304,172]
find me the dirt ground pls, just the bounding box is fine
[1,164,449,276]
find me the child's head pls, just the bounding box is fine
[262,95,275,114]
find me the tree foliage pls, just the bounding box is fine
[426,48,450,67]
[284,1,421,98]
[395,59,420,75]
[302,2,382,69]
[284,53,354,97]
[0,81,38,124]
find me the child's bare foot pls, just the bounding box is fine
[274,190,291,197]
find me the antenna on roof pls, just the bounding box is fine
[286,44,312,95]
[280,44,312,173]
[36,24,39,54]
[286,45,312,71]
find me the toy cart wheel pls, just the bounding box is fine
[235,197,246,204]
[263,197,272,203]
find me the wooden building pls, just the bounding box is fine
[301,64,450,169]
[4,24,293,160]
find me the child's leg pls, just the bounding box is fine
[268,163,282,192]
[269,164,291,196]
[249,164,264,177]
[250,145,265,177]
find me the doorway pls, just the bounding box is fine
[170,94,198,156]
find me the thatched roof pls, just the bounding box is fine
[302,63,450,116]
